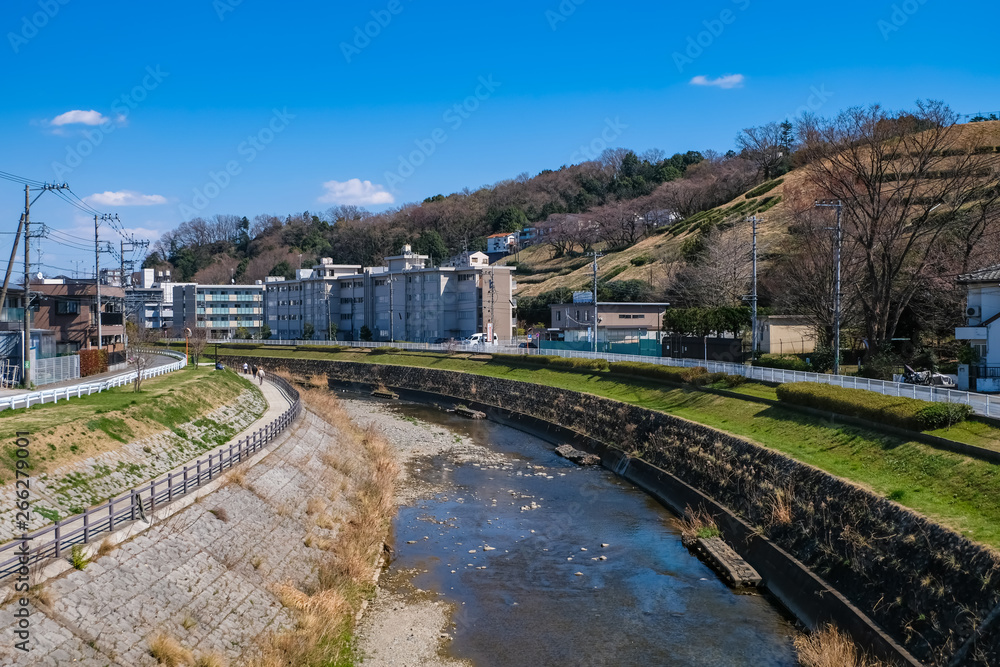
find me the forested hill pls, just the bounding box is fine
[148,102,1000,362]
[145,148,706,285]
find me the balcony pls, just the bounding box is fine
[956,327,988,340]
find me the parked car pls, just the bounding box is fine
[468,332,498,344]
[518,342,538,349]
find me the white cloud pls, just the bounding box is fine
[50,109,109,126]
[689,74,745,89]
[318,178,395,206]
[83,190,168,207]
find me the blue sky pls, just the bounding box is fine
[2,0,999,275]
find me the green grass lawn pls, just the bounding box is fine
[0,365,261,481]
[210,343,1000,550]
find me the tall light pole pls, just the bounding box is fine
[815,199,843,375]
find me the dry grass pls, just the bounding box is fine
[181,614,198,631]
[96,537,116,558]
[307,374,328,388]
[770,486,794,526]
[147,631,194,666]
[27,584,53,608]
[228,467,248,488]
[306,496,325,516]
[208,507,229,522]
[194,651,228,667]
[676,505,720,547]
[794,624,888,667]
[249,386,398,667]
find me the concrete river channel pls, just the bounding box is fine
[370,397,799,666]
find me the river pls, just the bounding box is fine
[351,396,799,666]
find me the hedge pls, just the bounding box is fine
[79,348,109,377]
[776,382,974,431]
[752,354,811,372]
[609,361,708,384]
[490,353,609,372]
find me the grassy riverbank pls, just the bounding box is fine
[206,344,1000,550]
[0,365,261,482]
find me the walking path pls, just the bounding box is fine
[0,380,313,666]
[0,354,179,399]
[0,375,291,552]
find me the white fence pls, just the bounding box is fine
[34,355,80,386]
[0,350,187,412]
[177,337,1000,420]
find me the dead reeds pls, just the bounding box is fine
[794,624,888,667]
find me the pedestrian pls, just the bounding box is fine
[251,364,258,377]
[257,367,265,385]
[242,362,248,375]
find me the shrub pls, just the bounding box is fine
[490,353,608,372]
[721,373,747,388]
[629,254,653,267]
[689,371,727,387]
[744,178,783,199]
[752,354,811,372]
[775,382,973,431]
[295,344,346,353]
[370,346,400,355]
[79,348,109,377]
[609,361,707,384]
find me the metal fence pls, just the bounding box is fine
[33,355,80,386]
[0,349,187,412]
[173,337,1000,420]
[0,374,301,581]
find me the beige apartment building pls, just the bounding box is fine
[265,246,515,342]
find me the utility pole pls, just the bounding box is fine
[18,182,68,387]
[815,200,843,375]
[0,214,24,328]
[95,215,102,350]
[592,250,599,354]
[747,215,761,360]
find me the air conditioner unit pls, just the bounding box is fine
[967,305,982,318]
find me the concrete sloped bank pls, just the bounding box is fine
[0,398,377,666]
[221,355,1000,667]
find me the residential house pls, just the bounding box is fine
[549,301,668,343]
[956,265,1000,391]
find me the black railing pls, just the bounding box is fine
[0,375,301,580]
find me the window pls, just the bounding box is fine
[556,311,561,321]
[340,314,352,321]
[375,279,386,286]
[57,300,80,315]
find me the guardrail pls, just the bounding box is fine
[0,349,187,412]
[170,337,1000,420]
[0,374,301,581]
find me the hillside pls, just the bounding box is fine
[511,118,1000,307]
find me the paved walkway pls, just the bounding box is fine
[0,376,291,553]
[0,386,324,666]
[0,353,179,399]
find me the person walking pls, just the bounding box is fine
[257,367,265,385]
[242,362,248,375]
[251,364,258,377]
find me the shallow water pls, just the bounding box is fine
[386,401,799,667]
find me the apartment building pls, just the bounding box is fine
[265,247,515,342]
[265,259,363,340]
[173,283,264,338]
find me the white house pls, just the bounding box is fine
[955,264,1000,391]
[486,232,516,254]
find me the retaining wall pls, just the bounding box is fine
[222,356,1000,667]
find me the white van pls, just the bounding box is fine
[468,332,498,344]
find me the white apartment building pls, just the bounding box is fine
[173,283,264,338]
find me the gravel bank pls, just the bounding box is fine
[342,397,493,667]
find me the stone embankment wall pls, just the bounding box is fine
[223,356,1000,667]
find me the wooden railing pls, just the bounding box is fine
[0,374,301,580]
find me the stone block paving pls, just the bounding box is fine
[0,406,352,666]
[0,388,266,543]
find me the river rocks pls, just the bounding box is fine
[555,444,600,466]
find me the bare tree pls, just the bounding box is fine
[188,328,208,366]
[126,321,161,392]
[736,122,786,180]
[798,100,1000,352]
[673,224,754,307]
